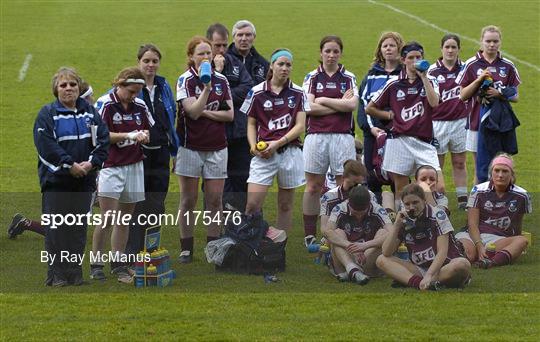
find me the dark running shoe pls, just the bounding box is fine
[178,250,193,264]
[476,258,494,269]
[7,213,26,239]
[427,280,443,291]
[90,265,106,280]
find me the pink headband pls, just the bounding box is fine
[492,156,513,171]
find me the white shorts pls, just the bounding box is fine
[382,136,440,177]
[455,231,506,245]
[304,133,356,175]
[174,146,227,179]
[433,118,467,155]
[98,161,145,203]
[248,146,305,189]
[465,130,478,153]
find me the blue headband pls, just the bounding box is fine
[271,50,293,63]
[401,43,424,57]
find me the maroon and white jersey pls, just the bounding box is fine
[176,67,232,151]
[240,80,309,144]
[372,70,439,142]
[468,181,531,237]
[320,184,376,216]
[398,205,462,269]
[428,58,469,121]
[302,64,358,134]
[329,199,391,242]
[456,51,521,131]
[95,91,153,168]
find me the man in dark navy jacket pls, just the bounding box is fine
[207,23,254,211]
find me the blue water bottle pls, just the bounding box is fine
[199,60,212,84]
[414,60,430,72]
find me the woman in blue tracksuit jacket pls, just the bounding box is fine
[34,67,109,286]
[126,44,179,256]
[357,32,403,204]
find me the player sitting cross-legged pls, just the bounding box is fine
[322,185,390,285]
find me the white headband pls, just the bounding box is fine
[80,85,93,99]
[124,78,146,85]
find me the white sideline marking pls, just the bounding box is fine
[18,54,33,82]
[368,0,540,72]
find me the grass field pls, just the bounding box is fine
[1,0,539,340]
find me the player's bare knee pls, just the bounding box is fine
[278,201,293,213]
[375,254,387,269]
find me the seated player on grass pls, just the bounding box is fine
[321,185,390,285]
[456,153,531,269]
[377,184,471,290]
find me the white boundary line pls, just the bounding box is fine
[18,54,33,82]
[368,0,540,72]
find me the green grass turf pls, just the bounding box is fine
[1,0,539,339]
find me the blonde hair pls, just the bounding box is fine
[481,25,502,42]
[51,67,81,97]
[488,152,515,184]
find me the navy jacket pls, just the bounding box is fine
[357,63,402,133]
[136,75,179,156]
[34,97,109,191]
[218,54,254,139]
[480,87,520,155]
[227,43,269,85]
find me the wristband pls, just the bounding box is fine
[127,131,139,141]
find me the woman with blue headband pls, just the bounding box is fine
[301,35,359,248]
[241,48,308,233]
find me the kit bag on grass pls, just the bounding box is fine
[217,213,286,274]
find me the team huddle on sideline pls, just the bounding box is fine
[7,19,531,289]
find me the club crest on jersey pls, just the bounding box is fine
[476,69,485,77]
[420,88,426,97]
[268,113,292,131]
[195,86,202,95]
[112,112,122,124]
[436,210,447,221]
[437,75,446,83]
[214,83,223,96]
[397,90,405,101]
[484,200,494,211]
[134,113,142,126]
[401,102,424,121]
[287,96,296,108]
[405,233,414,243]
[316,82,324,92]
[508,200,518,212]
[340,82,347,94]
[233,66,239,75]
[499,67,507,78]
[263,100,273,111]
